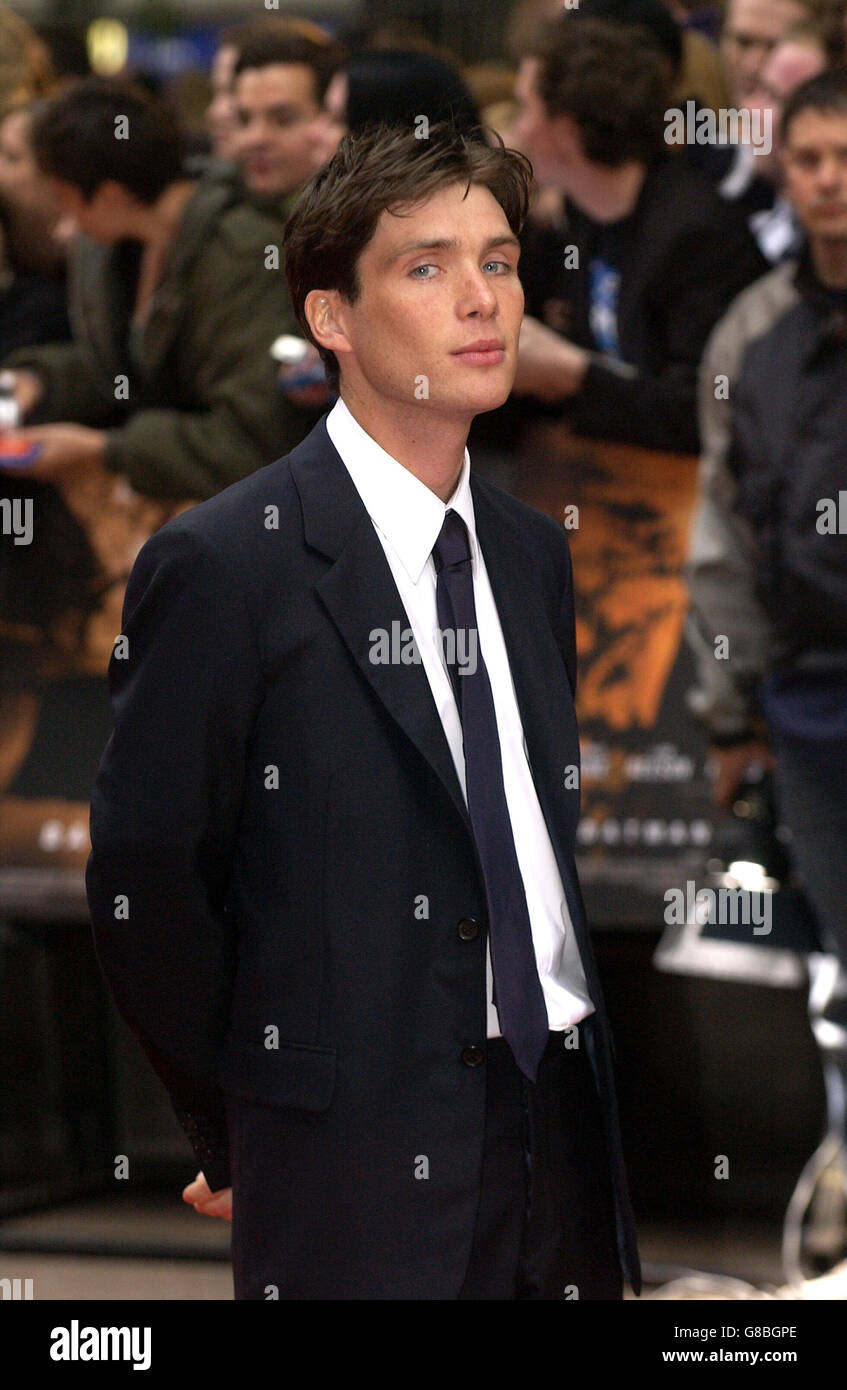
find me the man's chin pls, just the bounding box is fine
[806,218,847,241]
[459,382,515,417]
[243,173,285,198]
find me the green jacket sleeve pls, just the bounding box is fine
[102,232,319,501]
[2,339,119,427]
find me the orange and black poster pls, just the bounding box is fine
[0,432,714,926]
[0,471,197,887]
[508,424,716,925]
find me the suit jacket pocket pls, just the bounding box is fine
[218,1034,337,1111]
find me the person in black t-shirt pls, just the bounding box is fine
[481,17,767,455]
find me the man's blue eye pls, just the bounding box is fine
[411,261,512,278]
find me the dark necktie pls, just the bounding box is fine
[432,508,549,1083]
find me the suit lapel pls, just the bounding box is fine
[290,419,470,832]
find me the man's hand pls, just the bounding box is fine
[0,423,107,481]
[708,741,776,812]
[512,316,589,402]
[5,368,44,421]
[182,1171,232,1222]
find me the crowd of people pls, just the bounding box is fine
[1,0,847,1259]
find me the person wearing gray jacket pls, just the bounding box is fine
[685,73,847,1141]
[683,255,798,797]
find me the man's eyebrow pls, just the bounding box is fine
[236,103,302,117]
[383,233,521,265]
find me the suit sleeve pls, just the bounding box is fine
[3,339,120,427]
[86,522,264,1190]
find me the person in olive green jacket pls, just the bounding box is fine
[0,77,320,500]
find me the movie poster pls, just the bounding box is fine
[1,429,713,927]
[511,424,715,925]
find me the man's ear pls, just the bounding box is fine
[304,288,351,360]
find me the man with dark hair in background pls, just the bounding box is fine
[721,0,825,104]
[230,26,344,206]
[86,120,641,1301]
[206,16,340,168]
[713,0,829,215]
[0,78,317,499]
[735,19,839,263]
[479,16,766,456]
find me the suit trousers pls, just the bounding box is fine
[457,1018,623,1300]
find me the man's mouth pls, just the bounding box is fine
[451,339,506,365]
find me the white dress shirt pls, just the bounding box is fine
[326,397,594,1037]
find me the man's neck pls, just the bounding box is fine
[128,180,198,247]
[339,387,469,503]
[247,181,304,216]
[576,161,647,223]
[809,235,847,289]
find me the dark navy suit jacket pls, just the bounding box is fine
[86,415,641,1297]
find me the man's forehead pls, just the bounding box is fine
[785,110,847,148]
[235,63,316,97]
[729,0,805,36]
[788,109,847,133]
[369,184,514,255]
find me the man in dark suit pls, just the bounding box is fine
[86,121,641,1300]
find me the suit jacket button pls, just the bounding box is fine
[457,917,480,940]
[461,1044,485,1067]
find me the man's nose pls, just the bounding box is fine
[816,155,843,185]
[459,266,498,316]
[739,47,769,89]
[239,118,268,146]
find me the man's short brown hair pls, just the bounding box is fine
[524,15,670,166]
[781,66,847,143]
[283,120,533,393]
[232,24,344,105]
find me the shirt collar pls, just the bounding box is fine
[792,242,847,347]
[326,395,479,585]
